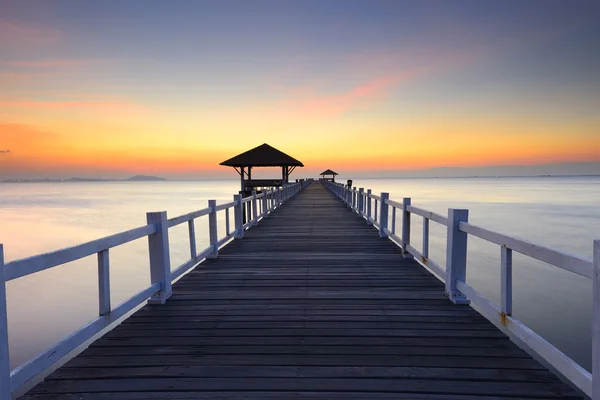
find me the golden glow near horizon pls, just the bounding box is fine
[1,2,599,179]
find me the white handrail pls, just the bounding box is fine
[0,180,310,398]
[321,179,597,398]
[460,221,592,279]
[4,224,156,281]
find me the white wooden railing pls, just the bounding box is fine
[323,180,599,399]
[0,180,310,398]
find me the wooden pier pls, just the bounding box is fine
[19,183,583,399]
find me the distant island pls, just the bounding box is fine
[126,175,167,181]
[1,175,167,183]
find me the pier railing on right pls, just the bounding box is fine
[0,180,310,399]
[323,180,599,399]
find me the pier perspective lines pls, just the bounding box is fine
[15,182,586,399]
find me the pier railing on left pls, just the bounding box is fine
[322,179,599,399]
[0,180,310,398]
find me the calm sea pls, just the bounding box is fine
[0,177,597,371]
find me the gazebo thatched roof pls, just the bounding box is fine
[320,169,338,176]
[220,143,304,167]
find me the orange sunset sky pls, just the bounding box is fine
[1,1,599,179]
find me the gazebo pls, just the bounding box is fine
[220,143,304,196]
[319,169,338,182]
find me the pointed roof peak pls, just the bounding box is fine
[320,169,338,175]
[220,143,304,167]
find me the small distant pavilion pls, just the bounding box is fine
[319,169,338,182]
[220,143,304,196]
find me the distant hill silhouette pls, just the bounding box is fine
[126,175,167,181]
[1,175,167,183]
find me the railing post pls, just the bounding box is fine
[207,200,218,258]
[358,188,364,217]
[278,187,283,206]
[422,217,429,258]
[501,245,512,316]
[366,189,372,224]
[379,192,389,238]
[0,245,11,400]
[251,190,258,225]
[97,249,111,316]
[445,209,469,304]
[402,198,413,258]
[234,194,244,239]
[352,188,357,211]
[346,187,352,207]
[262,191,268,217]
[146,211,172,304]
[593,240,600,400]
[188,220,197,258]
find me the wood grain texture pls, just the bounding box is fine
[20,182,582,399]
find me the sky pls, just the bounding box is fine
[1,0,599,179]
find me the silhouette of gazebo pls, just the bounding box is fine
[319,169,338,182]
[220,143,304,196]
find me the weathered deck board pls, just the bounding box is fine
[20,182,582,399]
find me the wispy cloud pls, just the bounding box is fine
[0,97,149,117]
[0,20,62,46]
[2,59,99,68]
[0,71,53,79]
[278,70,422,118]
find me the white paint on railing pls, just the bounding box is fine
[358,188,364,217]
[406,205,448,226]
[445,209,470,305]
[147,211,172,304]
[252,190,258,226]
[366,189,372,225]
[456,280,592,397]
[188,220,196,259]
[594,240,600,399]
[423,217,430,258]
[262,191,268,218]
[459,221,593,279]
[386,198,403,209]
[170,249,211,282]
[402,198,412,258]
[207,200,218,259]
[501,245,512,316]
[167,207,212,227]
[234,194,244,239]
[379,193,389,239]
[97,249,111,316]
[10,282,160,392]
[214,201,237,212]
[406,243,445,280]
[4,224,156,281]
[0,246,10,400]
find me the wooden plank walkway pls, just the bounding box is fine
[21,182,582,399]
